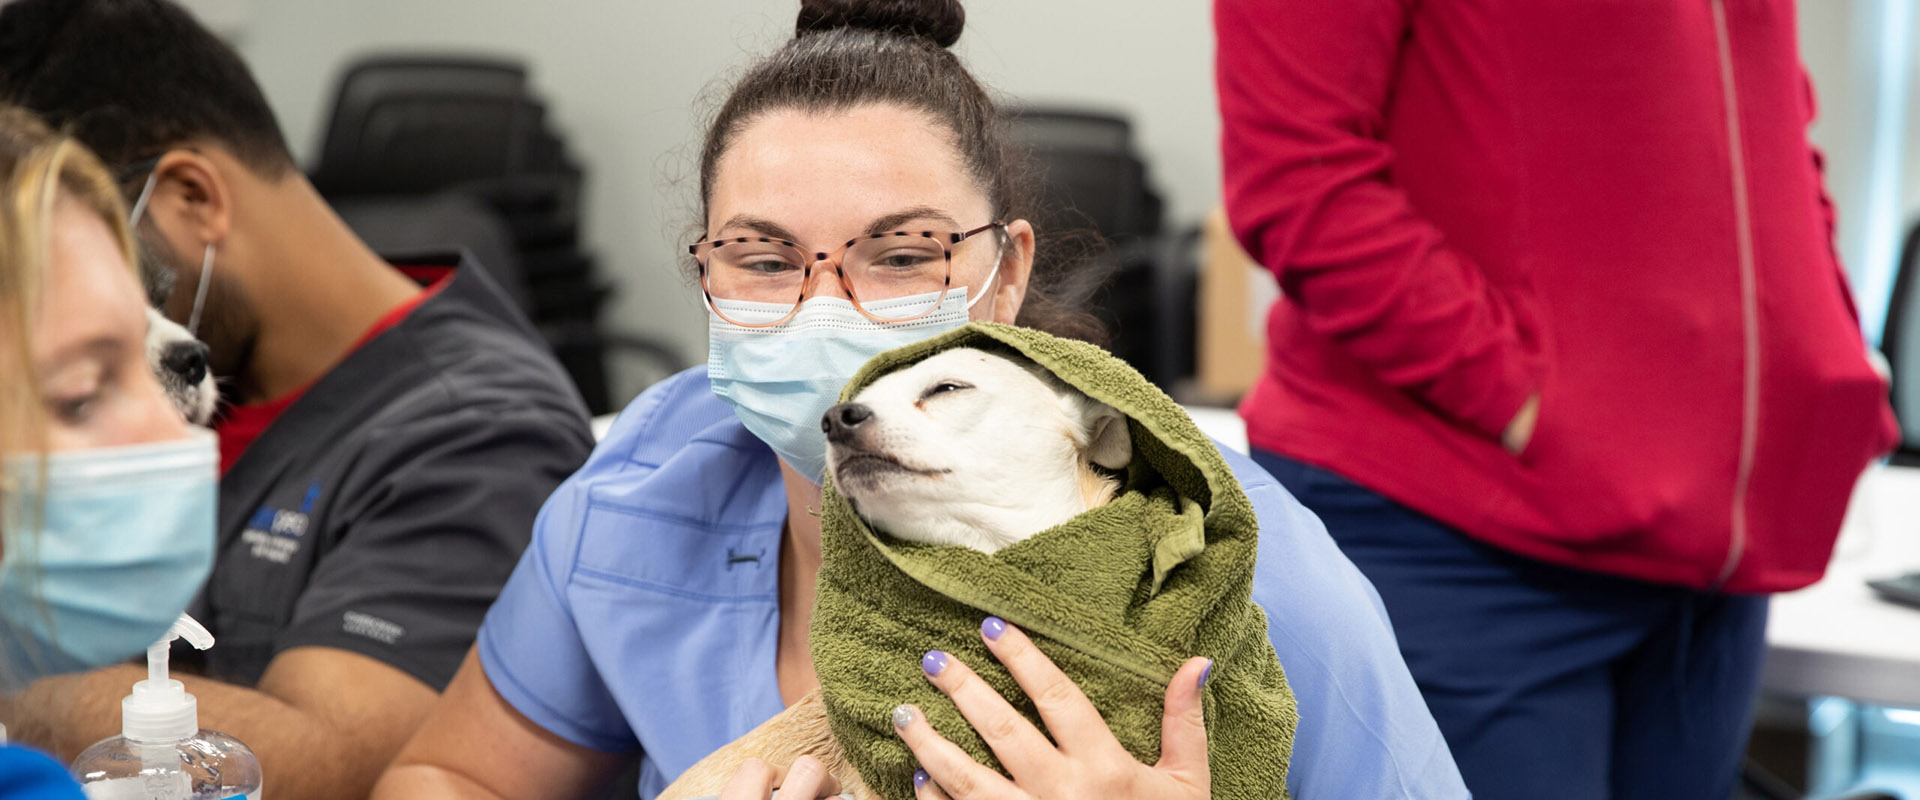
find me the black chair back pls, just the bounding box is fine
[1007,109,1134,153]
[311,56,534,197]
[1006,108,1163,242]
[1888,221,1920,465]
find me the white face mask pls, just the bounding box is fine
[707,285,992,482]
[0,431,217,688]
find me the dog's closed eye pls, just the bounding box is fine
[918,381,973,402]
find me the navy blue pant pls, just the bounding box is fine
[1252,451,1769,800]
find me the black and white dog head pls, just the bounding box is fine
[136,246,217,426]
[145,307,216,425]
[823,348,1132,553]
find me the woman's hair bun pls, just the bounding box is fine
[796,0,966,49]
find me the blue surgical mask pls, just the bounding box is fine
[0,431,217,688]
[709,287,985,482]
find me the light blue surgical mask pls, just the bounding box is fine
[709,286,987,482]
[0,431,217,688]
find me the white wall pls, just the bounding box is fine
[226,1,1219,399]
[1800,0,1919,340]
[220,1,1911,399]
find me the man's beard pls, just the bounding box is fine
[134,233,177,309]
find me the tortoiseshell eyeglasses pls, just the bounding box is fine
[689,221,1006,327]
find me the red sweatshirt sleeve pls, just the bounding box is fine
[1215,0,1534,439]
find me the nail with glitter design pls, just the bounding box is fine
[913,768,931,790]
[981,616,1006,641]
[922,650,948,676]
[893,704,915,730]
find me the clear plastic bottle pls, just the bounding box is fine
[71,615,263,800]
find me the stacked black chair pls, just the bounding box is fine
[311,54,679,415]
[1889,220,1920,466]
[310,57,534,196]
[1005,107,1195,390]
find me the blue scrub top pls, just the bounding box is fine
[0,746,84,799]
[478,369,1469,799]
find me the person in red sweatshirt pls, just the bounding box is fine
[1216,1,1899,798]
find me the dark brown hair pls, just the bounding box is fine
[696,0,1105,343]
[0,0,297,177]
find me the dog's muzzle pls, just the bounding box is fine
[822,402,874,445]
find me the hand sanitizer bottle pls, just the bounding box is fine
[70,615,263,800]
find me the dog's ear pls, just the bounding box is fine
[1080,400,1133,470]
[1030,362,1134,471]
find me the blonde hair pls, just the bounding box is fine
[0,105,140,537]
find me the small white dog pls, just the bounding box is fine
[824,347,1134,552]
[146,308,217,425]
[659,349,1138,800]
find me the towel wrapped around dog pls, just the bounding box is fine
[812,322,1297,800]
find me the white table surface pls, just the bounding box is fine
[1761,465,1920,707]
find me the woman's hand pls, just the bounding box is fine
[717,754,841,800]
[1501,394,1541,455]
[891,617,1211,800]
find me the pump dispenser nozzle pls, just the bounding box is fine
[121,614,213,743]
[74,613,261,800]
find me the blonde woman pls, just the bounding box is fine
[0,106,216,797]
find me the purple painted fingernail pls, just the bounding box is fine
[913,768,931,790]
[922,650,948,676]
[981,616,1006,641]
[1199,659,1215,689]
[892,704,915,729]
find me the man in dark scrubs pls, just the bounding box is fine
[0,2,593,798]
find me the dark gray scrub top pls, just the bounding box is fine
[179,254,593,690]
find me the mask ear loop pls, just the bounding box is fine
[186,243,214,338]
[127,168,214,338]
[127,171,160,226]
[964,266,1000,311]
[963,234,1009,311]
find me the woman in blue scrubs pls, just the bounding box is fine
[375,2,1469,799]
[0,107,217,798]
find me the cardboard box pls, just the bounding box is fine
[1195,207,1279,402]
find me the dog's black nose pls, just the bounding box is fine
[162,340,209,385]
[822,402,873,442]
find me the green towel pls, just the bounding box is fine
[811,322,1297,800]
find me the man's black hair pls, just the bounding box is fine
[0,0,296,177]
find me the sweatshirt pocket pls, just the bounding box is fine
[1502,386,1658,548]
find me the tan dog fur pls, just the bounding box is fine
[656,691,873,800]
